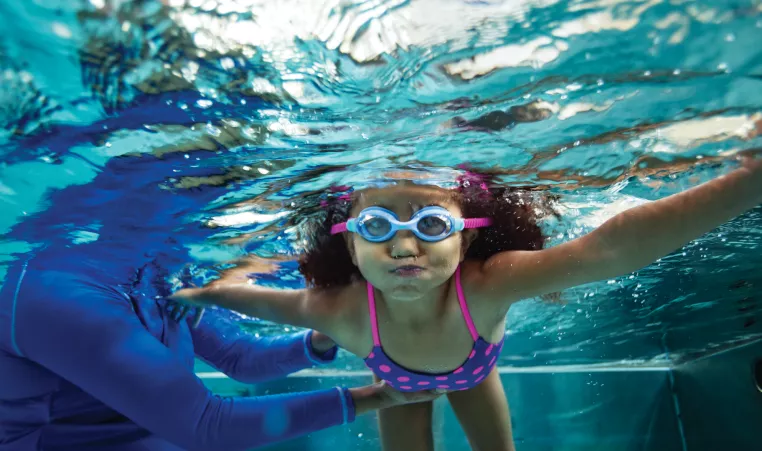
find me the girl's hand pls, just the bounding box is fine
[741,154,762,173]
[169,287,207,306]
[166,288,208,328]
[310,331,336,353]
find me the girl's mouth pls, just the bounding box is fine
[391,265,425,277]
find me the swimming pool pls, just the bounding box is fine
[0,0,761,449]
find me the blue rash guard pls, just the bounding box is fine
[0,252,355,451]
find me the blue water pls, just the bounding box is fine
[0,0,761,371]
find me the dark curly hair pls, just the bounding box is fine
[298,170,558,288]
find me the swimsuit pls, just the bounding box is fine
[363,266,504,392]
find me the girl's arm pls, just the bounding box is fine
[477,158,762,308]
[171,283,343,336]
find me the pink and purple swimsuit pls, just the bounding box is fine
[364,266,504,392]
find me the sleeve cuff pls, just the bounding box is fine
[338,387,357,424]
[303,330,338,365]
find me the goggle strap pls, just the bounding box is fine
[464,218,492,229]
[330,223,348,235]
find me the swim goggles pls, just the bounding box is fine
[330,206,492,243]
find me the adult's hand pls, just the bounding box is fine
[349,381,445,415]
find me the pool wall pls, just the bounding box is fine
[671,338,762,451]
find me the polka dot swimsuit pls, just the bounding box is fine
[363,266,504,392]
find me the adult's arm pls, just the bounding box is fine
[189,309,337,384]
[12,271,354,451]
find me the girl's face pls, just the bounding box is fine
[345,184,476,301]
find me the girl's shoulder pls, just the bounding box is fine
[305,281,369,325]
[306,280,373,355]
[317,279,364,301]
[456,259,510,332]
[458,259,490,293]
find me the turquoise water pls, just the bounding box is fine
[0,0,761,375]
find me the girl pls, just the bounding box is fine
[172,156,761,450]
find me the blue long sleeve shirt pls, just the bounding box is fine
[0,256,355,451]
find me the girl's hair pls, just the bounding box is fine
[298,170,558,288]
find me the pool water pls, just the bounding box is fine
[0,0,761,449]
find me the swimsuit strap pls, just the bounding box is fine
[366,282,381,347]
[455,265,480,341]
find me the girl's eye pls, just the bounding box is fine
[363,217,391,236]
[417,216,448,236]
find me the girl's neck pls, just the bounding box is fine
[378,279,452,326]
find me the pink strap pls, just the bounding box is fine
[367,283,381,346]
[330,223,347,235]
[455,266,479,341]
[464,217,492,229]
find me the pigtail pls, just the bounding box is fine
[298,187,361,288]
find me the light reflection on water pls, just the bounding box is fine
[0,0,761,367]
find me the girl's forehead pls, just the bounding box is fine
[354,184,457,209]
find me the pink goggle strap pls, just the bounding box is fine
[330,223,348,235]
[464,218,492,229]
